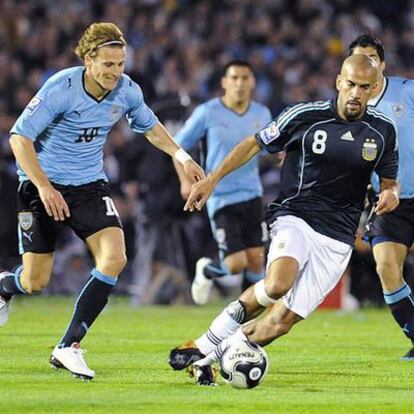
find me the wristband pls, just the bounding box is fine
[174,148,193,165]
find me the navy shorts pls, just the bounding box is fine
[365,198,414,247]
[17,180,122,254]
[211,197,268,258]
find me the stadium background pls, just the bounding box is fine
[1,0,414,306]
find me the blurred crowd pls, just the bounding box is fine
[1,0,414,305]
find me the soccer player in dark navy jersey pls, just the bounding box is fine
[168,55,399,385]
[350,33,414,360]
[0,22,204,380]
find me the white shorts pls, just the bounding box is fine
[266,215,352,319]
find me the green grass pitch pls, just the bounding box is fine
[0,296,413,414]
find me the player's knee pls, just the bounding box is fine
[99,252,127,275]
[375,259,401,280]
[225,256,248,274]
[227,261,246,274]
[20,272,49,294]
[264,277,290,300]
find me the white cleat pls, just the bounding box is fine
[0,271,13,327]
[191,258,213,305]
[50,343,95,380]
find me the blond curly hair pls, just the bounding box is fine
[75,22,126,59]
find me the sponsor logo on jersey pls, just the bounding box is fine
[340,131,354,141]
[26,96,42,115]
[18,212,33,231]
[392,103,404,118]
[362,138,378,161]
[110,105,123,122]
[260,121,280,144]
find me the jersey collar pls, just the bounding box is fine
[82,69,112,103]
[368,76,388,107]
[219,98,251,116]
[331,98,369,122]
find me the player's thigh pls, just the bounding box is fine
[86,226,127,276]
[211,205,243,259]
[245,246,265,273]
[17,180,61,256]
[265,216,311,295]
[224,250,248,274]
[372,241,407,290]
[367,199,414,248]
[20,252,54,293]
[240,197,268,251]
[282,221,352,319]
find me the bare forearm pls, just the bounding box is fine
[9,134,50,188]
[145,122,180,157]
[210,136,261,184]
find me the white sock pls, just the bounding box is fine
[195,301,245,355]
[196,330,248,366]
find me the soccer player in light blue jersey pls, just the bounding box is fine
[173,60,272,305]
[0,22,204,380]
[350,34,414,360]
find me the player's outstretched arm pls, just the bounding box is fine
[184,136,260,212]
[9,134,70,221]
[145,122,205,183]
[375,178,400,215]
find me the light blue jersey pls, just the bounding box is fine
[369,77,414,198]
[175,97,271,218]
[11,66,158,185]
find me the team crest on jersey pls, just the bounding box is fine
[362,139,378,161]
[260,121,280,144]
[392,103,404,118]
[110,105,122,122]
[26,96,42,115]
[215,228,228,251]
[18,212,33,231]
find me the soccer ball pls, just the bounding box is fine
[219,339,269,389]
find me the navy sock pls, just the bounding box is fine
[242,270,263,291]
[203,261,228,280]
[384,283,414,342]
[0,266,27,300]
[59,269,116,347]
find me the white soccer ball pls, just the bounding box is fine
[219,339,269,389]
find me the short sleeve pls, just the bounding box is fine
[255,103,307,153]
[10,90,64,141]
[126,82,158,134]
[174,104,207,151]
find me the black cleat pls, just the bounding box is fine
[192,364,218,386]
[168,340,205,370]
[401,346,414,361]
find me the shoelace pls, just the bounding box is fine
[70,344,89,368]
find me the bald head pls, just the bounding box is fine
[336,55,379,121]
[341,54,378,80]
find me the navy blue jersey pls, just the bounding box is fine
[256,100,398,245]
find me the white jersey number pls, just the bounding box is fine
[103,196,119,217]
[312,130,327,154]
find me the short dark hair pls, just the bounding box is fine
[222,60,253,76]
[348,33,385,62]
